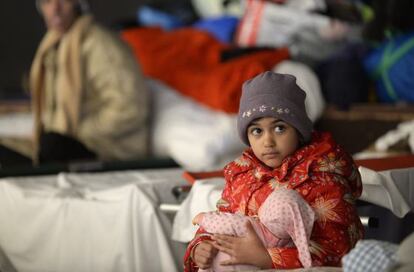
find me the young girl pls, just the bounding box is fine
[183,71,364,271]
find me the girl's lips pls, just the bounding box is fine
[262,152,279,158]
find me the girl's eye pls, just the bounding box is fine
[250,127,262,136]
[274,125,286,133]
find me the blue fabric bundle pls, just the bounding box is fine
[137,5,184,30]
[192,16,239,44]
[364,32,414,103]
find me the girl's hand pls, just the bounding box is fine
[193,240,218,269]
[212,221,273,269]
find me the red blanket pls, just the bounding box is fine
[122,27,289,113]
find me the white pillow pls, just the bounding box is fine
[148,79,245,171]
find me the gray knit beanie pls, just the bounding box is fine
[237,71,313,146]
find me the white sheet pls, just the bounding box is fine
[359,166,414,218]
[0,168,188,272]
[171,178,224,243]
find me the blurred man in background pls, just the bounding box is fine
[0,0,149,168]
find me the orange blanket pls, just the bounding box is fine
[122,27,289,113]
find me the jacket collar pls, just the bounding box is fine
[238,131,335,188]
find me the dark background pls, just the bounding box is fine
[0,0,146,99]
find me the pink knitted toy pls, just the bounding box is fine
[193,189,315,271]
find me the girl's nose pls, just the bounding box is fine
[263,132,275,147]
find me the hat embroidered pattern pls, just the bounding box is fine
[242,106,291,118]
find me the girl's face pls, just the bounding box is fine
[247,117,300,169]
[39,0,78,34]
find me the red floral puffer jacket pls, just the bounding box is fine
[184,131,364,271]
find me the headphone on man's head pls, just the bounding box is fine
[35,0,90,15]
